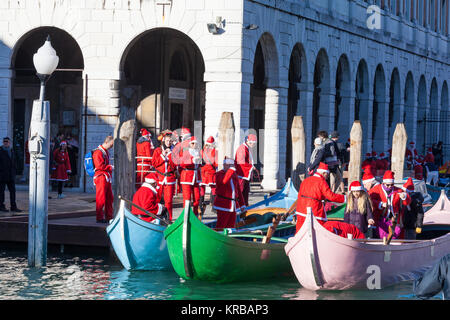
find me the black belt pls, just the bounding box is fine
[217,194,236,201]
[301,195,322,202]
[155,169,175,177]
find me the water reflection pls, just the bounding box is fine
[0,250,439,300]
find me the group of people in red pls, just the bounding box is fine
[130,127,259,229]
[296,159,422,241]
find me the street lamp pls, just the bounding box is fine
[28,35,59,267]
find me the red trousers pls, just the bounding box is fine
[216,210,236,229]
[182,184,200,215]
[159,184,174,221]
[238,179,250,207]
[95,175,113,221]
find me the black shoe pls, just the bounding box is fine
[0,205,8,212]
[10,207,22,213]
[96,219,107,223]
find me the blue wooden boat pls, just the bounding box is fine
[106,199,174,271]
[246,178,298,211]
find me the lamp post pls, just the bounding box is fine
[28,35,59,267]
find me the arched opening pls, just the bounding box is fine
[120,28,205,138]
[417,76,427,154]
[286,43,308,179]
[372,64,386,152]
[249,41,266,174]
[440,81,449,160]
[335,54,351,143]
[404,72,415,145]
[11,27,84,188]
[429,78,439,148]
[388,68,401,141]
[355,59,370,154]
[312,49,331,139]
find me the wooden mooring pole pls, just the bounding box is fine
[217,112,235,171]
[391,123,408,181]
[348,121,363,184]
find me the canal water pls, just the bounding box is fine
[0,246,440,300]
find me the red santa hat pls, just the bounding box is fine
[60,140,67,146]
[247,134,257,142]
[427,148,433,153]
[181,127,191,138]
[382,170,395,184]
[316,162,329,174]
[372,151,377,157]
[365,153,371,158]
[349,181,363,191]
[409,141,415,147]
[140,128,151,137]
[362,170,375,183]
[379,152,385,158]
[402,177,415,192]
[206,136,215,145]
[189,136,198,144]
[144,172,158,184]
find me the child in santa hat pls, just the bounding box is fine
[344,181,375,235]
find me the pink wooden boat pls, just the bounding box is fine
[285,198,450,290]
[423,190,450,226]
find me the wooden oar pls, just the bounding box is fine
[118,195,171,226]
[385,215,397,245]
[262,199,297,244]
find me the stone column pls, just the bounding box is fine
[261,87,288,190]
[359,93,374,155]
[338,86,356,143]
[0,68,13,140]
[291,116,306,181]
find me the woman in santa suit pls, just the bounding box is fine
[131,172,168,223]
[180,136,202,216]
[151,130,176,221]
[213,157,246,229]
[368,170,411,239]
[200,136,217,212]
[136,128,155,189]
[50,141,71,199]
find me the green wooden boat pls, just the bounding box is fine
[163,202,295,283]
[326,203,345,220]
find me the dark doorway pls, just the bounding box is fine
[170,103,184,130]
[13,99,26,176]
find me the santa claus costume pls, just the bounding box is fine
[151,130,176,220]
[180,136,202,216]
[131,173,166,223]
[136,128,155,189]
[414,159,424,180]
[50,141,72,198]
[362,169,379,191]
[375,152,389,176]
[93,144,114,222]
[424,148,435,164]
[294,162,346,233]
[362,153,376,177]
[213,157,246,229]
[368,170,411,239]
[405,141,418,169]
[200,136,217,208]
[172,127,191,195]
[235,134,257,207]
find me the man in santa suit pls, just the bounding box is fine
[172,127,191,195]
[180,136,202,216]
[424,148,435,164]
[375,152,389,177]
[362,169,379,191]
[93,136,114,223]
[152,130,176,220]
[200,136,217,213]
[235,134,257,207]
[294,162,346,233]
[414,158,424,180]
[132,172,169,223]
[136,128,155,189]
[323,220,365,239]
[362,153,376,177]
[405,141,418,169]
[213,157,246,229]
[368,170,411,239]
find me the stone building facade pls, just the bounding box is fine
[0,0,448,192]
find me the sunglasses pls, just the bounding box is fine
[385,184,394,187]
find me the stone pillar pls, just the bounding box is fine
[320,86,336,134]
[261,87,288,190]
[359,93,374,155]
[0,69,12,140]
[338,86,356,143]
